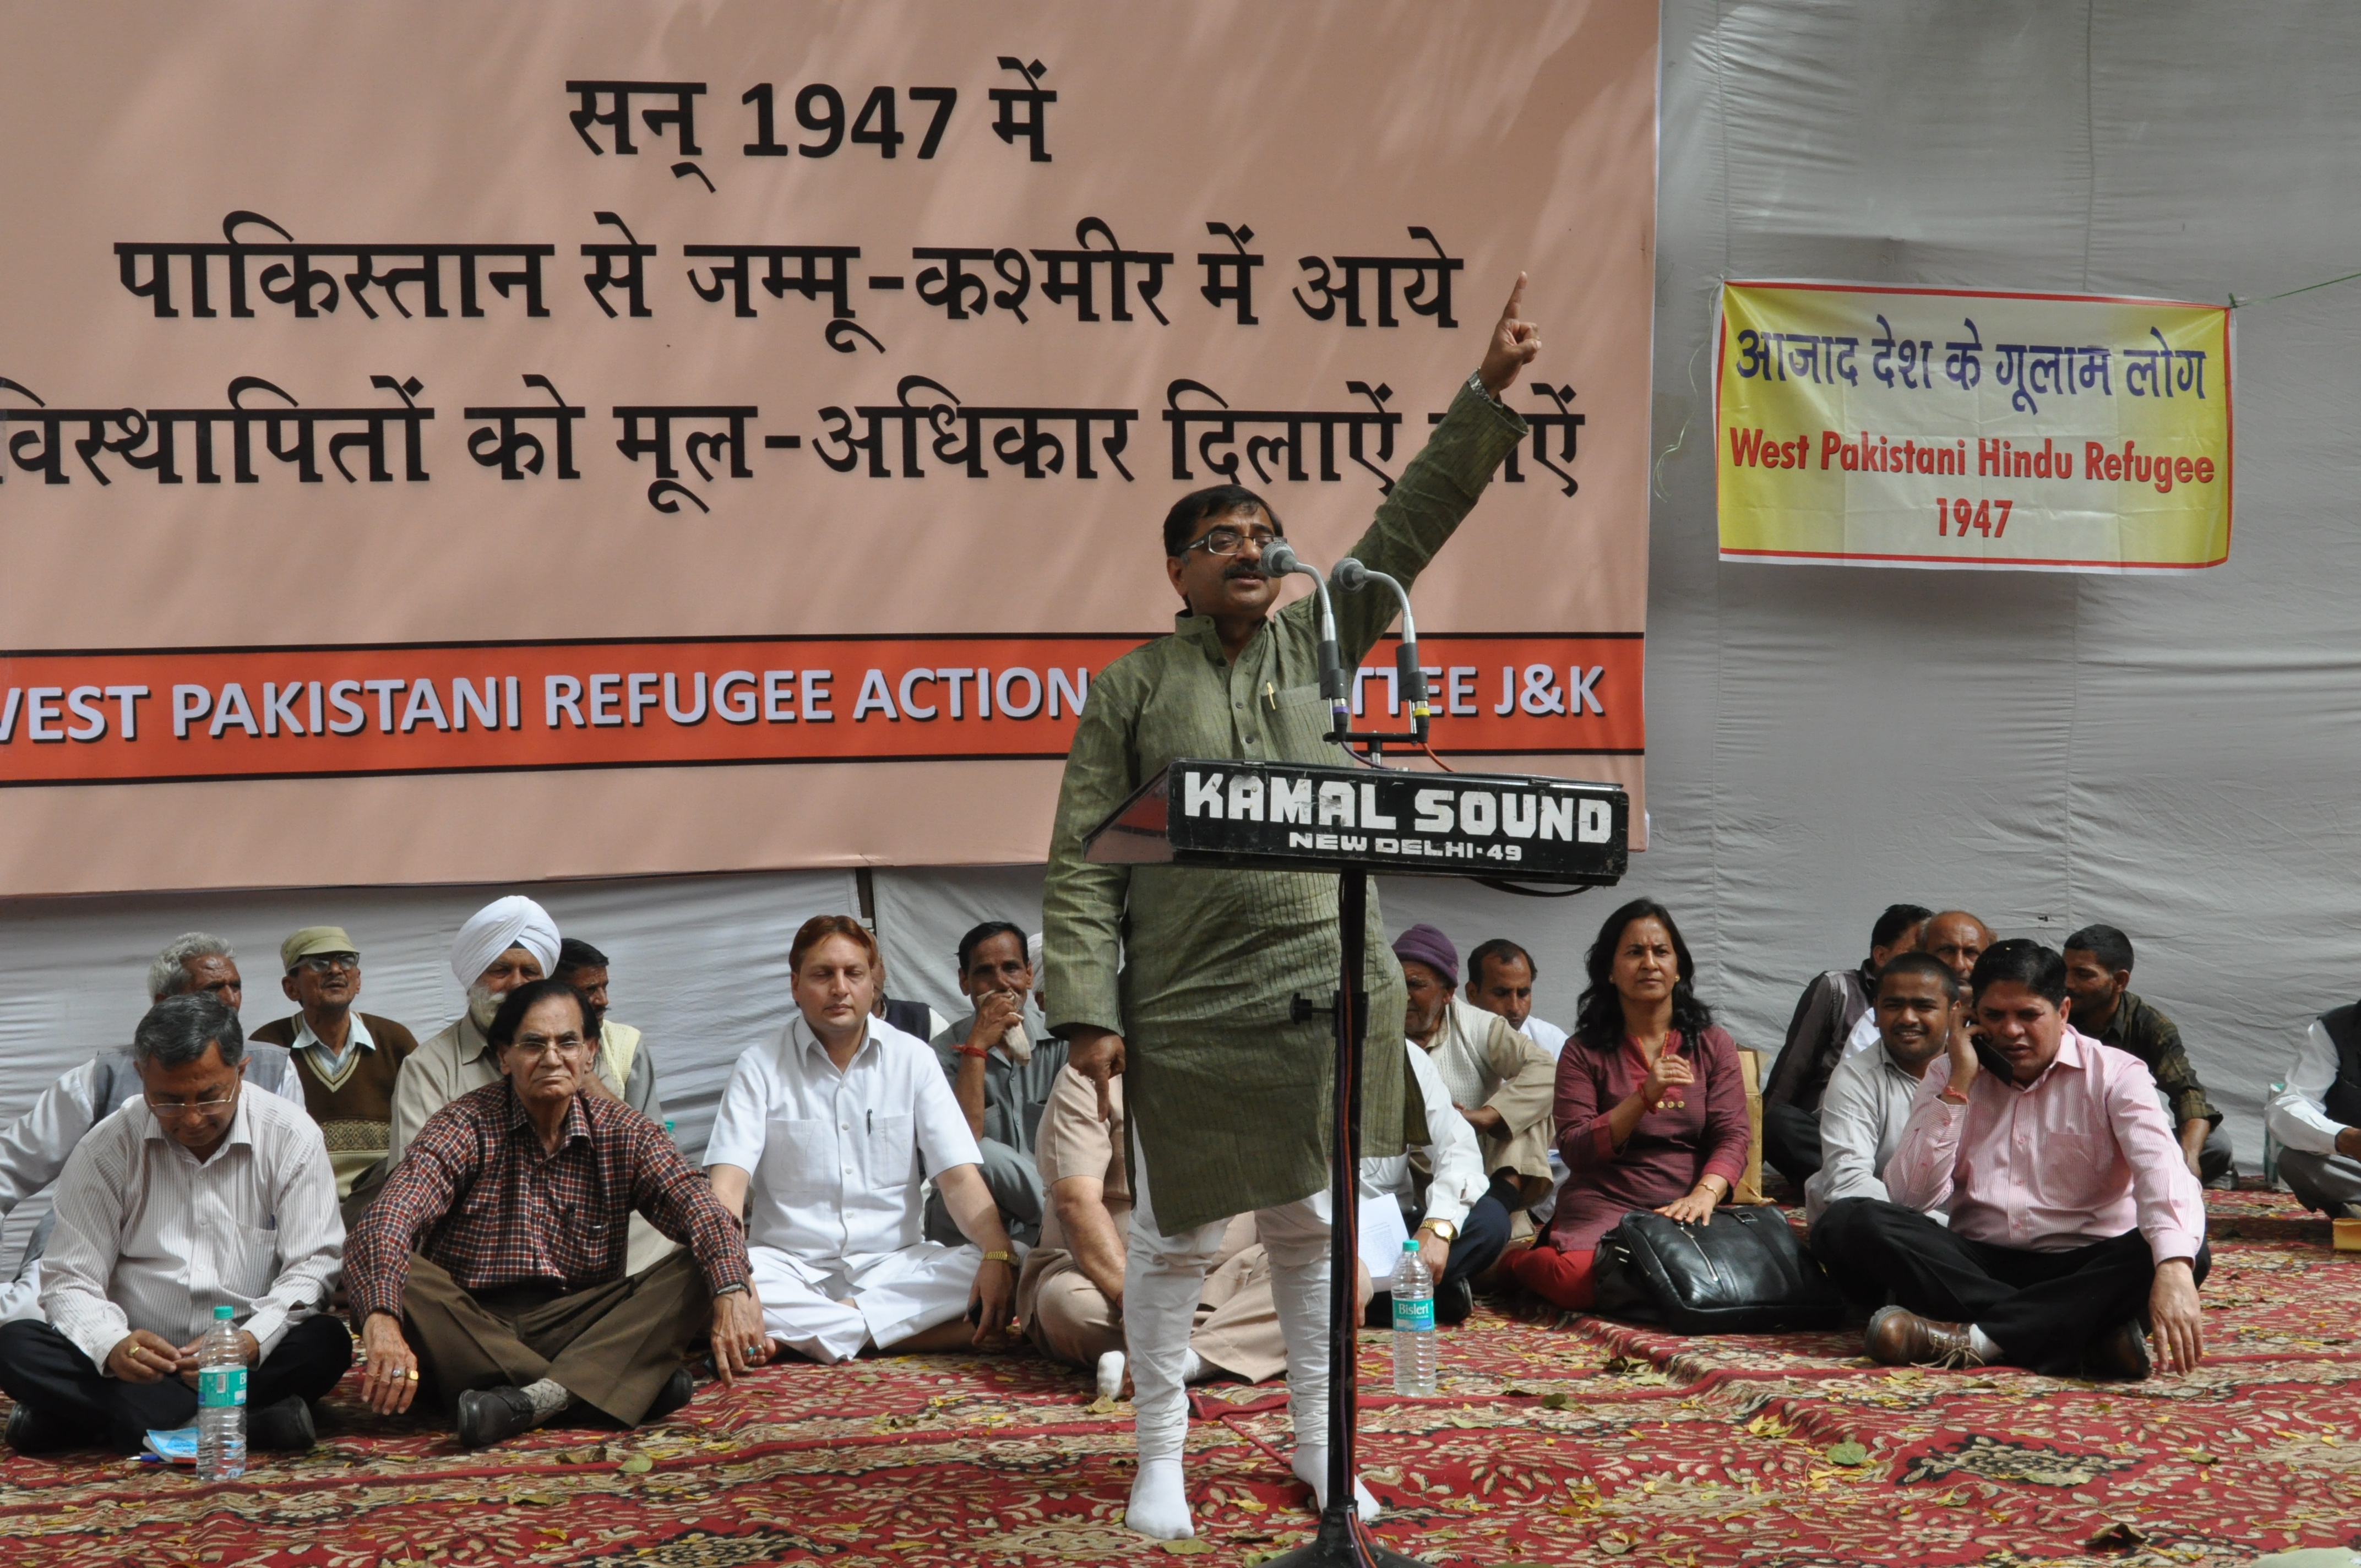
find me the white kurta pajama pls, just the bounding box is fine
[706,1015,986,1363]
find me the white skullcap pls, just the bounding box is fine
[1027,932,1044,969]
[450,896,561,990]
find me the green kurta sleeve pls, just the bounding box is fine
[1329,378,1527,665]
[1042,657,1148,1039]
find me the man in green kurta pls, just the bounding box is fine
[1044,276,1541,1542]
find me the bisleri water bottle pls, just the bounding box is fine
[196,1304,247,1480]
[1391,1238,1437,1396]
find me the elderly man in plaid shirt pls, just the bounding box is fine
[346,978,763,1449]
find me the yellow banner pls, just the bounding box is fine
[1715,283,2232,571]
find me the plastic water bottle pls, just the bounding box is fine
[196,1304,247,1481]
[2262,1080,2285,1189]
[1390,1238,1437,1396]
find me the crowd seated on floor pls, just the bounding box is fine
[0,886,2345,1468]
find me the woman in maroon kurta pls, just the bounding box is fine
[1510,899,1751,1309]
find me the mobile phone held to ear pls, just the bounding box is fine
[1973,1032,2011,1083]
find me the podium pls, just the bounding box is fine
[1086,758,1628,1567]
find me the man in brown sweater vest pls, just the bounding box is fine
[248,926,420,1229]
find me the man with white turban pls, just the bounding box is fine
[391,897,678,1270]
[389,897,568,1162]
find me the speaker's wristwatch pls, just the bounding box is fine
[1418,1218,1458,1244]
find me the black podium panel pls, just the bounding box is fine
[1084,759,1628,884]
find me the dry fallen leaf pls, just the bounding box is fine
[1156,1539,1213,1556]
[619,1453,654,1474]
[2086,1521,2150,1551]
[1825,1442,1869,1467]
[1597,1533,1634,1555]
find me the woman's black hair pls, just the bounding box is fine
[1572,897,1714,1049]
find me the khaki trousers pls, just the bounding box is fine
[1026,1214,1287,1383]
[399,1250,712,1427]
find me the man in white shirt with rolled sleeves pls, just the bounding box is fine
[2268,997,2361,1218]
[0,995,348,1456]
[705,916,1019,1365]
[1361,1037,1499,1326]
[1805,952,1961,1229]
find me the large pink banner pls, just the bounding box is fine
[0,1,1658,895]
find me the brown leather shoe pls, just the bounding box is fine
[2080,1317,2153,1381]
[1865,1305,1986,1368]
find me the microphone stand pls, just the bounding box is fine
[1258,547,1433,1568]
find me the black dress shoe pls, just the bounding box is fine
[643,1366,696,1423]
[455,1385,540,1450]
[1435,1276,1476,1326]
[248,1394,317,1453]
[4,1401,72,1455]
[2081,1317,2153,1382]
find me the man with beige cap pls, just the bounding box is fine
[249,927,420,1228]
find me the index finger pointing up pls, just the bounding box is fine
[1501,271,1528,322]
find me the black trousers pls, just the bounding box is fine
[1762,1103,1824,1187]
[1811,1197,2211,1374]
[1363,1189,1514,1327]
[0,1315,353,1455]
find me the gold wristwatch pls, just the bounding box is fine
[1418,1219,1458,1243]
[982,1250,1016,1266]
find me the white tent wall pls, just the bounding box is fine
[875,864,1613,1052]
[1642,0,2361,1165]
[0,869,857,1271]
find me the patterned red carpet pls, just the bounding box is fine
[3,1191,2354,1566]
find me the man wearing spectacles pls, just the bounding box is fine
[1044,276,1543,1539]
[0,995,349,1456]
[249,927,421,1229]
[347,978,759,1449]
[0,933,307,1327]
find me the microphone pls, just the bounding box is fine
[1331,557,1427,720]
[1260,540,1348,720]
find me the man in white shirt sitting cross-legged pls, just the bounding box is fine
[1805,952,1959,1238]
[705,916,1020,1364]
[0,995,347,1456]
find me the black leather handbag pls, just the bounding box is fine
[1591,1206,1846,1334]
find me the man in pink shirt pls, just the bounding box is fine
[1810,940,2208,1380]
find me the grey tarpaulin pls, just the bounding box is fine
[1638,0,2361,1164]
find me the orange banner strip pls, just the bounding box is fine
[0,634,1643,786]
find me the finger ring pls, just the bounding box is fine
[746,1343,763,1355]
[405,1369,420,1381]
